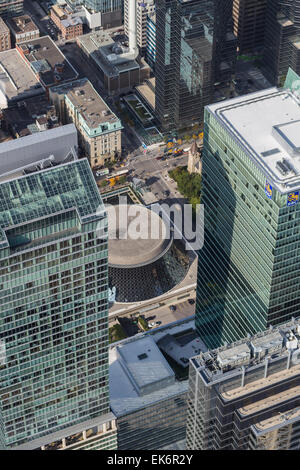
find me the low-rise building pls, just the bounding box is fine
[7,14,39,45]
[51,4,83,40]
[0,17,11,52]
[110,317,206,450]
[77,31,150,95]
[50,78,123,168]
[0,49,44,109]
[16,36,79,90]
[3,94,60,138]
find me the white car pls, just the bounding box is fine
[149,322,156,327]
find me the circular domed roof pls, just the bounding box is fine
[107,204,173,268]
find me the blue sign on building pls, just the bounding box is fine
[287,191,299,206]
[265,182,273,199]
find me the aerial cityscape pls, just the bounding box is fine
[0,0,300,456]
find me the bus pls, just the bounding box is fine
[106,169,129,183]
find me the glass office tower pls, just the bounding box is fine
[155,0,236,134]
[0,159,112,449]
[264,0,300,86]
[186,318,300,450]
[196,87,300,349]
[82,0,122,13]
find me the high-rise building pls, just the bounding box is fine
[0,0,23,18]
[263,0,300,86]
[186,317,300,450]
[146,11,156,69]
[233,0,267,54]
[154,0,236,134]
[124,0,155,52]
[196,86,300,349]
[0,130,115,450]
[80,0,122,28]
[50,5,83,40]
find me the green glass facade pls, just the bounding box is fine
[0,159,110,448]
[196,104,300,349]
[155,0,236,134]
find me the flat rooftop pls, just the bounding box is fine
[193,318,300,396]
[116,336,175,392]
[0,123,77,182]
[17,36,78,87]
[208,88,300,193]
[61,78,119,129]
[78,31,146,77]
[7,15,39,34]
[109,318,198,417]
[0,49,43,103]
[3,94,58,136]
[107,204,172,268]
[157,333,203,368]
[134,83,155,111]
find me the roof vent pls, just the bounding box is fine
[276,160,290,176]
[137,353,148,360]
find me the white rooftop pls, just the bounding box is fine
[109,318,197,417]
[0,124,78,182]
[116,336,174,395]
[208,88,300,193]
[158,334,206,368]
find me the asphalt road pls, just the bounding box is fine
[127,151,189,204]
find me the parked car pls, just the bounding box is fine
[149,322,156,327]
[169,305,176,311]
[188,299,195,305]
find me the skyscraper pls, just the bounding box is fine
[263,0,300,86]
[154,0,236,134]
[186,317,300,450]
[196,86,300,349]
[67,0,122,28]
[0,136,115,449]
[233,0,267,54]
[124,0,155,53]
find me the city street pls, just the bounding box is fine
[127,150,190,204]
[109,298,196,331]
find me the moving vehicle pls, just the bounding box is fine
[96,168,109,177]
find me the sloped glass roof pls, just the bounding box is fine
[0,159,104,231]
